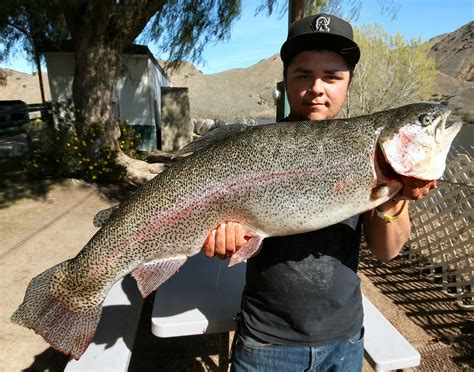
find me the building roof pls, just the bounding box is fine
[40,40,169,79]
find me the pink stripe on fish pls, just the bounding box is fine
[87,161,352,279]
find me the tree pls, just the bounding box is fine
[0,0,68,101]
[304,0,399,22]
[1,0,398,184]
[1,0,244,183]
[0,69,6,86]
[342,24,436,117]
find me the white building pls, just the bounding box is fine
[42,43,171,151]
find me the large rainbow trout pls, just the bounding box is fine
[12,103,462,359]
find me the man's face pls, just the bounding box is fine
[285,50,351,121]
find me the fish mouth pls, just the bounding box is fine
[371,144,403,200]
[435,111,462,144]
[374,144,400,184]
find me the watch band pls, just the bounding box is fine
[375,200,407,223]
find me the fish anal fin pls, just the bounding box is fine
[132,257,187,298]
[228,235,264,267]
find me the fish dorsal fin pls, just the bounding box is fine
[131,256,188,297]
[174,124,249,157]
[93,205,120,228]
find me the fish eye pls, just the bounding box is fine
[419,114,434,127]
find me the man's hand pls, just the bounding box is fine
[364,176,436,261]
[203,222,249,260]
[397,176,437,200]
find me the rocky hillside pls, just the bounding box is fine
[427,21,473,127]
[1,21,472,124]
[429,21,473,82]
[164,55,283,120]
[0,68,50,103]
[165,20,473,122]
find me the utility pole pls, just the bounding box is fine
[34,51,46,104]
[276,0,306,121]
[288,0,305,25]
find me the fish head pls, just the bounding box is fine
[378,103,462,181]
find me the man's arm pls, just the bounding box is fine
[204,179,436,261]
[363,177,437,261]
[363,200,411,262]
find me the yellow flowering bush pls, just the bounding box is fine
[25,102,139,183]
[118,119,143,159]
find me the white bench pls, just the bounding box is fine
[66,253,420,371]
[362,295,420,371]
[151,253,420,371]
[65,275,143,372]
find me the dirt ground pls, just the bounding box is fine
[0,158,472,371]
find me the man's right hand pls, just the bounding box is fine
[203,222,249,260]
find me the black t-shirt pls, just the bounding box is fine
[241,215,364,345]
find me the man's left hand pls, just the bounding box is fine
[397,176,437,200]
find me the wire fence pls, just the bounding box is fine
[403,145,473,310]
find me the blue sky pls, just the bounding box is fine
[1,0,473,75]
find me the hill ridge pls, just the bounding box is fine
[1,22,472,122]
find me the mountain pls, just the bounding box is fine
[1,21,472,124]
[163,55,283,120]
[426,21,473,150]
[165,21,473,122]
[0,69,50,103]
[428,21,473,128]
[429,21,473,81]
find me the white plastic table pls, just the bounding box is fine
[151,252,420,371]
[151,252,246,368]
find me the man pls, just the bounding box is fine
[203,13,434,371]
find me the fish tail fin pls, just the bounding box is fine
[11,262,103,360]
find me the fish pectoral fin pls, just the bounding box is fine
[228,235,265,267]
[131,256,188,297]
[93,205,120,228]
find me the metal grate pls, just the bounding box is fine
[416,341,463,371]
[404,146,473,310]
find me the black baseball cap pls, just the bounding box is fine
[280,13,360,68]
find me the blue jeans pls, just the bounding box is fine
[231,328,364,372]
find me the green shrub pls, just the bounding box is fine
[25,103,141,183]
[461,112,473,124]
[118,119,144,160]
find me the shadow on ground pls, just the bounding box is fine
[129,293,225,372]
[0,156,64,209]
[0,156,137,209]
[359,248,474,370]
[22,347,69,372]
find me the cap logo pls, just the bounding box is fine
[312,16,330,32]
